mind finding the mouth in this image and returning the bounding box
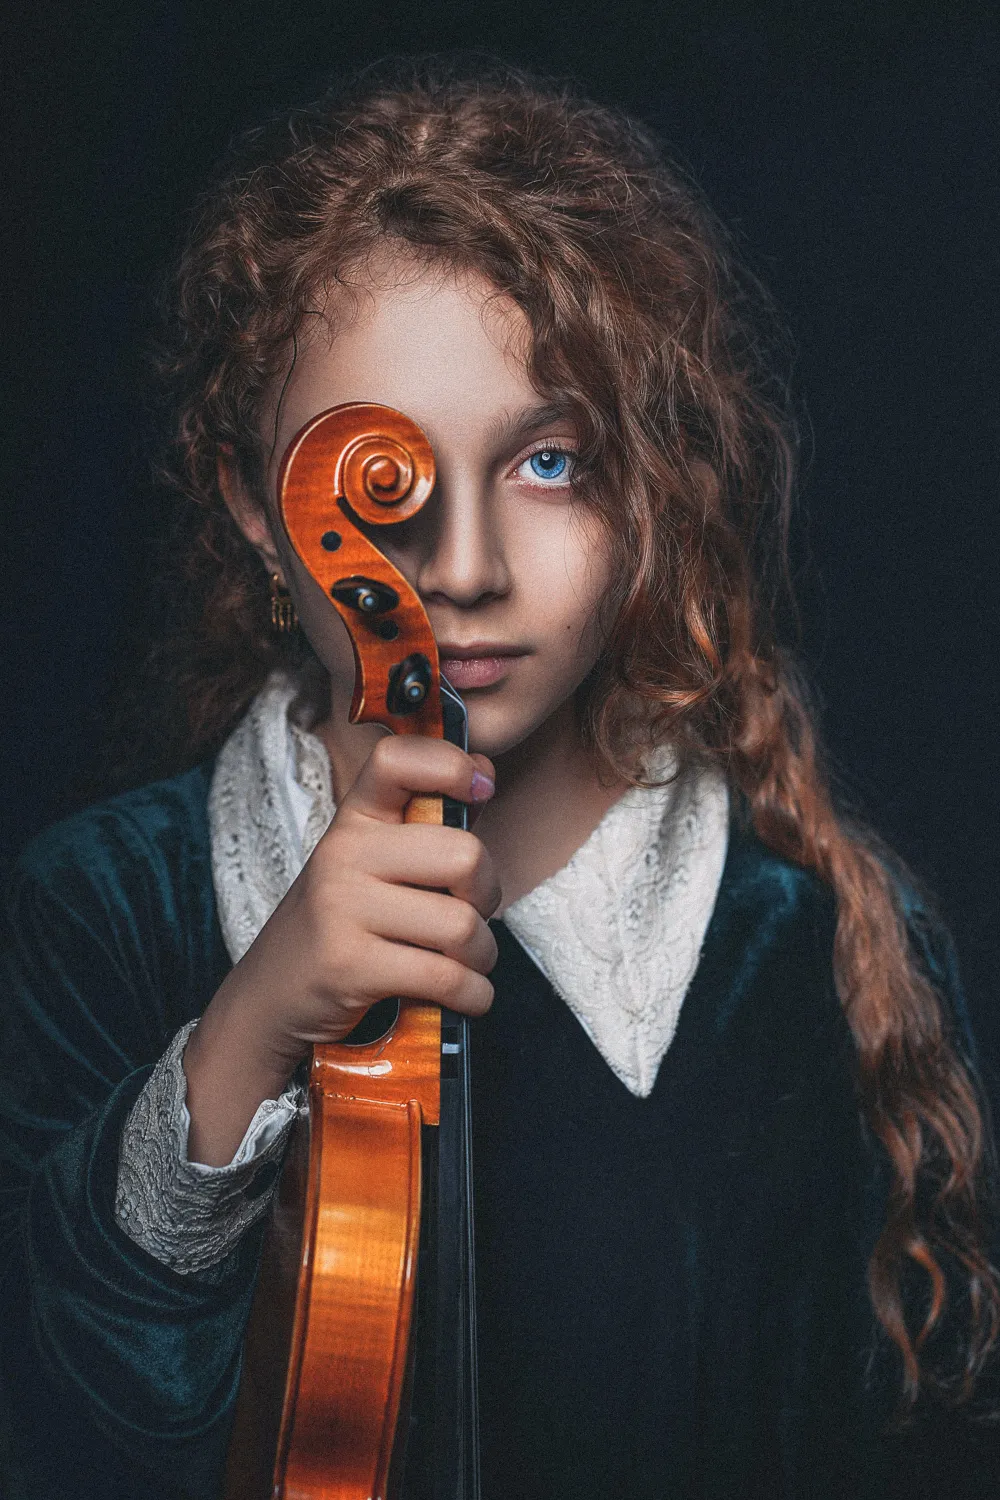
[437,643,528,691]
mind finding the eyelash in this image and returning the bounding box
[512,441,578,488]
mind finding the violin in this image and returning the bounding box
[224,404,480,1500]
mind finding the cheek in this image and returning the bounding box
[463,519,612,759]
[525,509,612,659]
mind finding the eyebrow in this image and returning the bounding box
[484,400,577,455]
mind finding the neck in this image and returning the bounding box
[311,678,388,807]
[475,698,628,910]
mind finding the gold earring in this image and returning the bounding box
[270,573,298,633]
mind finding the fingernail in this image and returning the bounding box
[470,770,495,803]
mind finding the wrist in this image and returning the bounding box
[182,982,303,1166]
[196,967,308,1092]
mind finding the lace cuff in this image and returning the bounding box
[114,1020,304,1275]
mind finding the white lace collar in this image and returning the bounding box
[208,671,729,1098]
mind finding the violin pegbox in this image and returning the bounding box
[278,402,443,738]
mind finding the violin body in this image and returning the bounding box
[225,405,478,1500]
[274,1009,440,1499]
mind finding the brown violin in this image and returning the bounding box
[225,404,480,1500]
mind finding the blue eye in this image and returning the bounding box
[524,448,573,483]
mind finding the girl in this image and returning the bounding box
[2,58,997,1500]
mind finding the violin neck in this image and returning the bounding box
[433,674,481,1499]
[428,1012,479,1498]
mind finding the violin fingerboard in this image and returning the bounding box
[431,677,481,1500]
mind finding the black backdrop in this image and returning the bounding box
[3,1,998,1070]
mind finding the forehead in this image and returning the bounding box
[267,254,539,475]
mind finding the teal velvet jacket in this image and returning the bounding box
[0,765,996,1498]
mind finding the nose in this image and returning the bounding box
[413,464,511,608]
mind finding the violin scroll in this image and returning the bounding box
[278,402,442,736]
[338,426,434,524]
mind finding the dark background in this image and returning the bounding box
[3,1,998,1067]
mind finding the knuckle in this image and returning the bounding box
[450,742,474,775]
[449,904,480,948]
[338,990,369,1020]
[431,739,466,784]
[316,817,353,864]
[312,863,356,914]
[436,960,468,1007]
[330,929,364,981]
[452,830,484,880]
[369,735,398,775]
[329,821,381,875]
[467,949,495,979]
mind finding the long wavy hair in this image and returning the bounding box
[139,57,997,1407]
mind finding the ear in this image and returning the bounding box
[217,445,285,577]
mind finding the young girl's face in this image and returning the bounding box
[241,253,613,761]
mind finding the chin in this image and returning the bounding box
[464,694,572,763]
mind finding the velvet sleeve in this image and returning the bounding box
[0,770,255,1500]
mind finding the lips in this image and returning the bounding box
[438,645,527,691]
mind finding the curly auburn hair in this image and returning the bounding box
[144,56,996,1406]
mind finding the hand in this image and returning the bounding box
[183,736,499,1163]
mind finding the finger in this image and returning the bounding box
[360,937,495,1018]
[361,883,498,975]
[364,826,502,917]
[341,736,495,826]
